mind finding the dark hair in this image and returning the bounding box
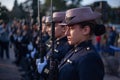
[78,20,96,35]
[46,22,51,26]
[94,24,106,36]
[78,20,106,36]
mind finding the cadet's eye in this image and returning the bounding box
[69,26,74,30]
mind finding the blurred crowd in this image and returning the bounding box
[0,14,120,80]
[95,25,120,56]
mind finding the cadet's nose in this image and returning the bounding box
[65,27,70,36]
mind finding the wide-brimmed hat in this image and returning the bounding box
[45,12,65,23]
[45,12,65,26]
[53,12,65,22]
[65,7,101,25]
[45,16,52,26]
[45,16,51,23]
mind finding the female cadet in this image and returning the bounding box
[58,7,105,80]
[36,12,72,78]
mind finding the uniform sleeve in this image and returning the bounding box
[78,55,104,80]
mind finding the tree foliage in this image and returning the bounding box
[32,0,38,20]
[43,0,82,12]
[44,0,67,11]
[0,5,9,23]
[66,0,82,9]
[1,0,119,24]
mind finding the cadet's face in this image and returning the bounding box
[66,24,84,45]
[55,23,65,38]
[46,25,51,36]
[46,23,66,38]
[42,23,46,33]
[23,25,28,31]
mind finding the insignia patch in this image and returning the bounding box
[47,55,49,59]
[54,49,59,53]
[46,44,51,47]
[57,42,59,45]
[65,16,75,23]
[67,59,72,64]
[44,68,49,74]
[86,47,90,51]
[74,49,77,52]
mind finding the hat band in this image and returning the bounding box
[65,16,75,23]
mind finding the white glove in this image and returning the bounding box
[36,57,47,65]
[36,58,41,65]
[27,42,33,51]
[13,35,17,40]
[18,36,23,42]
[37,57,47,74]
[26,53,30,58]
[30,48,36,58]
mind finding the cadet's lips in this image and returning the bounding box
[67,38,71,41]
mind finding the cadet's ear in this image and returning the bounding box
[82,26,90,35]
[62,26,67,33]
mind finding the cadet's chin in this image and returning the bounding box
[48,34,51,36]
[68,41,73,45]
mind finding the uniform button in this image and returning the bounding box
[47,56,49,59]
[47,44,51,47]
[86,47,90,51]
[67,59,72,64]
[54,49,59,53]
[57,42,59,45]
[74,49,77,52]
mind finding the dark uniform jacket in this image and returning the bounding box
[46,36,72,62]
[41,36,72,77]
[58,40,104,80]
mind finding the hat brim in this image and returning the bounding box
[58,23,67,26]
[66,12,101,26]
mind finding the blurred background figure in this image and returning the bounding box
[95,35,102,53]
[0,21,10,59]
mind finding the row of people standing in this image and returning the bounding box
[95,25,119,56]
[9,7,105,80]
[9,13,71,80]
[36,7,105,80]
[9,19,49,80]
[0,21,10,59]
[36,12,73,80]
